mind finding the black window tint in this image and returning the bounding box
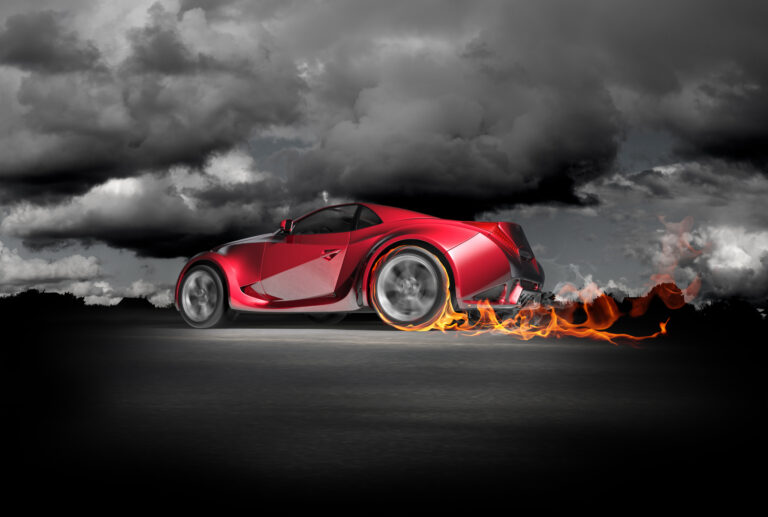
[356,206,382,230]
[292,205,357,235]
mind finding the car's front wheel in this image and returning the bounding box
[370,246,448,330]
[179,264,227,328]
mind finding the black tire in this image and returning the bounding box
[305,312,347,325]
[370,246,448,330]
[179,264,227,329]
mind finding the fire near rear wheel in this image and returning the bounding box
[370,246,448,330]
[179,264,226,328]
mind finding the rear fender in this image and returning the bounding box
[358,230,521,310]
[358,224,478,306]
[447,233,514,303]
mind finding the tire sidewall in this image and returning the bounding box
[179,264,226,329]
[371,246,448,329]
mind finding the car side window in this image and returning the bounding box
[356,206,382,230]
[292,205,358,235]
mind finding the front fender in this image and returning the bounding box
[174,252,234,310]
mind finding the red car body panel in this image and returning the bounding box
[175,202,545,313]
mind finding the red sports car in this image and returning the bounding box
[175,203,544,330]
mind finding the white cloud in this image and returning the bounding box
[651,163,685,176]
[0,240,173,306]
[147,289,173,307]
[126,278,173,307]
[58,278,174,307]
[0,163,271,239]
[66,280,121,306]
[203,148,263,185]
[0,240,101,286]
[696,226,768,272]
[687,225,768,300]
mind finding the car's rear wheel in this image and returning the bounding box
[179,265,226,328]
[370,246,448,330]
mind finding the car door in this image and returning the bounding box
[259,205,357,301]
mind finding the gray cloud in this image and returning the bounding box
[255,0,768,217]
[63,278,173,306]
[692,225,768,301]
[591,163,768,304]
[127,5,197,75]
[0,239,101,288]
[0,2,304,201]
[0,148,338,257]
[0,238,174,306]
[0,10,100,73]
[0,0,766,290]
[485,161,768,303]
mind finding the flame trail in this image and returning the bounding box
[373,216,711,344]
[376,259,670,345]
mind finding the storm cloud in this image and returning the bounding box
[485,161,768,302]
[0,0,767,302]
[0,10,101,73]
[0,1,303,199]
[0,148,339,257]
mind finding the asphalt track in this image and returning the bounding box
[10,312,767,511]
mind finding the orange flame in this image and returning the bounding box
[375,256,670,345]
[629,282,694,317]
[653,215,706,304]
[395,289,667,345]
[372,216,714,344]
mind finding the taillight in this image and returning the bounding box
[491,227,520,255]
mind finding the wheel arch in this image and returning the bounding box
[175,256,230,310]
[360,238,459,309]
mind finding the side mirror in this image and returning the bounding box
[280,218,294,234]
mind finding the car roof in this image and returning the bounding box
[360,203,436,223]
[296,202,437,224]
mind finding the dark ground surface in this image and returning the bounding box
[7,299,768,511]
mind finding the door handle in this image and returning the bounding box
[322,249,341,261]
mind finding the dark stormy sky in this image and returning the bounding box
[1,0,767,306]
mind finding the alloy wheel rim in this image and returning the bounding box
[181,269,219,322]
[376,254,439,322]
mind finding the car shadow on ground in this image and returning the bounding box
[221,311,397,331]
